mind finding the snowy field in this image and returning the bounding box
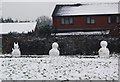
[0,56,118,80]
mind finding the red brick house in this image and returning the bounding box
[52,2,120,35]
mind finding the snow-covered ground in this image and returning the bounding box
[0,56,118,80]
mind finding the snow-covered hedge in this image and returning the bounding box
[2,35,120,55]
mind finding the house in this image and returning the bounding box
[0,22,37,34]
[52,2,120,35]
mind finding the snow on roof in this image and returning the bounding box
[52,2,120,16]
[0,22,36,34]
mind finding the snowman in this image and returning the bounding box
[11,42,21,57]
[49,42,60,56]
[98,41,110,58]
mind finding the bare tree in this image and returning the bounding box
[36,16,52,28]
[35,16,52,36]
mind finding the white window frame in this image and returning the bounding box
[108,16,112,23]
[61,17,73,25]
[87,16,95,24]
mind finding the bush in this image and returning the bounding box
[2,34,120,55]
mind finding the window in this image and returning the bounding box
[108,16,111,23]
[116,16,120,23]
[108,15,120,23]
[61,18,64,24]
[86,16,95,24]
[61,17,73,25]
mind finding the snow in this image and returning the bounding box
[0,22,36,34]
[49,42,60,56]
[55,3,119,16]
[11,42,21,57]
[98,41,110,58]
[51,30,110,35]
[0,56,118,80]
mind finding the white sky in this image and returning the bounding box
[1,0,120,21]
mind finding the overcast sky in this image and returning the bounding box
[1,0,120,21]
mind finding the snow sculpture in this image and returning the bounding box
[49,42,60,56]
[11,42,21,57]
[98,41,110,58]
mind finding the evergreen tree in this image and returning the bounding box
[0,18,4,23]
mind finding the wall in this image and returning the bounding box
[53,15,119,30]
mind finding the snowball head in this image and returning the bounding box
[100,41,108,47]
[14,43,19,49]
[52,42,59,48]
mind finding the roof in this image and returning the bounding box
[52,2,120,16]
[0,22,36,34]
